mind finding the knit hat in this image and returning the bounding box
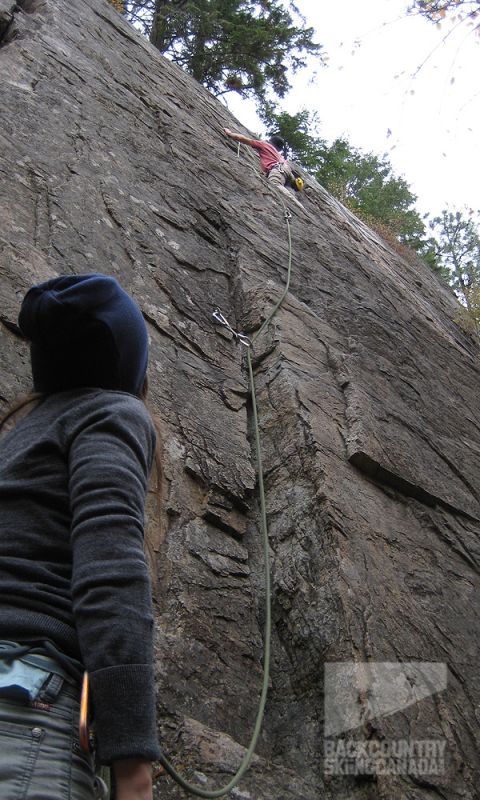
[18,273,148,396]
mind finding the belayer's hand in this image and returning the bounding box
[113,759,153,800]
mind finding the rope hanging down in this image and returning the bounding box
[156,203,294,797]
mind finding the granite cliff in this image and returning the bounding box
[1,1,479,798]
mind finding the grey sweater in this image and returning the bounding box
[0,388,160,763]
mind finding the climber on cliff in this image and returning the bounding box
[223,127,303,208]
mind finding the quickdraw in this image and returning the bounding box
[212,308,252,347]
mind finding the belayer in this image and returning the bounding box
[0,274,160,799]
[223,127,303,206]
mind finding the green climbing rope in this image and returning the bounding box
[157,350,270,798]
[253,204,292,344]
[156,203,294,798]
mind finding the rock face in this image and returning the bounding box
[1,2,479,798]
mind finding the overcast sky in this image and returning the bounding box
[225,0,479,219]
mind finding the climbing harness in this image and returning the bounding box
[154,202,294,797]
[234,135,305,199]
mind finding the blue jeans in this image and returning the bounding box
[0,676,96,799]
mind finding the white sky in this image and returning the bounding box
[225,0,479,219]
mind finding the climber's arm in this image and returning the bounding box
[224,128,255,147]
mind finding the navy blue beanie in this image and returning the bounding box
[18,273,148,397]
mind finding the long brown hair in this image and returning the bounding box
[139,377,165,589]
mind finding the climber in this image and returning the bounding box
[0,274,160,800]
[223,127,303,207]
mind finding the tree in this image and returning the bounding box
[261,104,325,169]
[318,139,443,266]
[409,0,480,25]
[264,105,479,336]
[320,141,420,234]
[122,1,322,106]
[262,107,436,262]
[430,209,480,333]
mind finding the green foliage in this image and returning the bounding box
[316,139,419,238]
[262,107,435,262]
[430,210,480,333]
[264,107,479,339]
[261,104,325,168]
[124,1,322,105]
[455,285,480,336]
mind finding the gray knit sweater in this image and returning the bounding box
[0,388,160,763]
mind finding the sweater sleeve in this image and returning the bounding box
[67,392,159,764]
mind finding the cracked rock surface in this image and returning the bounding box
[0,1,479,798]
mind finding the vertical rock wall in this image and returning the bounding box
[1,1,479,798]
